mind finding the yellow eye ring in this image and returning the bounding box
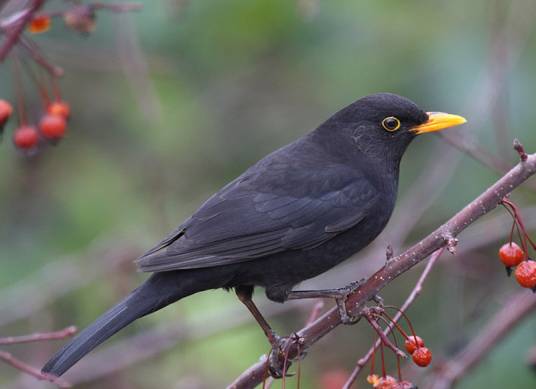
[381,116,401,132]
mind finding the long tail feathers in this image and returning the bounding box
[42,273,193,377]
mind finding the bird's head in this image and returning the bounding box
[316,93,466,167]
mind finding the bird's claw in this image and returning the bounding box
[334,280,363,325]
[267,333,305,378]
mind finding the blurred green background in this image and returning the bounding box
[1,0,535,388]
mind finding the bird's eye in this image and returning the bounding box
[381,116,401,132]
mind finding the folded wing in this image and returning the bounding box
[137,146,379,272]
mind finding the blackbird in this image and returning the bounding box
[42,93,465,376]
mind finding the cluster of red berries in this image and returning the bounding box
[26,3,142,36]
[1,98,70,151]
[0,2,140,154]
[363,306,430,389]
[499,242,536,290]
[499,198,536,292]
[404,335,432,367]
[27,5,96,36]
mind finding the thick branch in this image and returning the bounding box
[425,291,536,389]
[230,152,536,388]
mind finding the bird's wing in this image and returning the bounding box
[137,144,379,272]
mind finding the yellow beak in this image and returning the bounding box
[411,112,467,135]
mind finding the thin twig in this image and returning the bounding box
[305,301,324,325]
[0,351,71,388]
[19,35,64,76]
[363,310,406,359]
[0,326,77,345]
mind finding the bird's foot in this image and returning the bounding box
[267,333,305,378]
[334,280,363,325]
[285,280,364,324]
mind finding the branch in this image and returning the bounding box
[425,291,536,389]
[0,0,46,62]
[440,132,536,193]
[230,150,536,388]
[0,352,71,388]
[0,326,76,345]
[0,326,77,388]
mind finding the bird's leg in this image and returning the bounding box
[235,285,282,349]
[286,280,364,324]
[236,285,293,378]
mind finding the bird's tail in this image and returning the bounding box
[42,270,212,377]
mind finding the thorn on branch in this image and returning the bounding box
[443,233,458,254]
[513,139,528,162]
[385,244,394,262]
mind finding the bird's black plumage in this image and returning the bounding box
[42,93,461,377]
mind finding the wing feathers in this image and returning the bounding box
[137,164,378,272]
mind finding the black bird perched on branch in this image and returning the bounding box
[42,93,465,377]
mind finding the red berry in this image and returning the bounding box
[47,101,70,119]
[404,335,425,354]
[39,114,67,140]
[514,260,536,289]
[0,99,13,123]
[13,126,39,149]
[499,242,525,267]
[412,347,432,367]
[28,14,51,34]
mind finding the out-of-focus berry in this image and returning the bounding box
[28,14,51,34]
[13,126,39,149]
[39,114,67,140]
